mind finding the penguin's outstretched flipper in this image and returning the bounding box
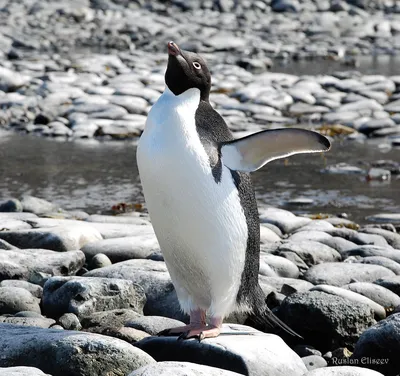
[221,128,331,173]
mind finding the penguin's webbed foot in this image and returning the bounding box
[177,325,221,342]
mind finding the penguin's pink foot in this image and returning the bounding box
[157,309,207,337]
[178,325,221,342]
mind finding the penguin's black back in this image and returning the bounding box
[194,100,264,309]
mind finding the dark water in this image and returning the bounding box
[0,130,399,224]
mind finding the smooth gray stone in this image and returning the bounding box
[0,316,55,328]
[302,355,327,371]
[304,366,384,375]
[360,228,400,249]
[310,285,386,320]
[321,163,364,175]
[125,315,185,336]
[88,252,112,270]
[304,262,395,286]
[0,225,102,252]
[0,199,23,212]
[82,235,159,263]
[0,323,155,376]
[20,195,58,215]
[317,237,358,254]
[374,276,400,295]
[85,214,150,225]
[357,256,400,275]
[130,362,242,376]
[289,103,330,115]
[276,240,341,268]
[84,259,186,321]
[259,275,314,295]
[260,226,281,243]
[278,291,375,353]
[343,282,400,309]
[384,99,400,112]
[359,118,396,135]
[58,313,82,330]
[135,325,307,376]
[0,287,40,314]
[293,221,335,233]
[0,239,17,250]
[348,232,389,247]
[365,213,400,223]
[0,280,43,298]
[0,248,85,281]
[342,245,400,264]
[109,95,148,114]
[42,276,146,319]
[0,219,32,231]
[259,208,311,234]
[0,367,52,376]
[352,313,400,376]
[288,231,332,243]
[259,254,299,278]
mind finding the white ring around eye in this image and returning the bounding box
[193,62,201,69]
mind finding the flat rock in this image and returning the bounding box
[342,245,400,264]
[259,275,314,295]
[304,262,395,286]
[352,313,400,375]
[84,260,186,321]
[0,226,102,252]
[0,287,40,314]
[0,367,52,376]
[360,228,400,249]
[42,276,146,318]
[0,323,155,376]
[135,324,307,376]
[356,256,400,275]
[304,366,384,375]
[82,235,159,263]
[0,248,85,281]
[342,282,400,310]
[278,291,375,352]
[129,362,242,376]
[310,284,386,319]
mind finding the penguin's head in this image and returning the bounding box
[165,41,211,101]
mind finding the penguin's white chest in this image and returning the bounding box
[136,88,248,316]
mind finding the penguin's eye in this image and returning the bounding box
[192,62,201,70]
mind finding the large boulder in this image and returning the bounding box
[135,324,307,376]
[0,324,155,376]
[352,313,400,376]
[278,291,375,352]
[42,276,146,318]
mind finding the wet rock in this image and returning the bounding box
[82,235,159,263]
[0,367,52,376]
[352,313,400,376]
[304,262,395,286]
[84,259,186,321]
[135,324,307,375]
[0,280,43,298]
[125,316,185,336]
[0,248,85,281]
[0,225,102,252]
[366,213,400,223]
[342,282,400,310]
[302,355,327,371]
[310,284,386,319]
[42,276,146,318]
[278,291,375,352]
[0,199,23,212]
[322,163,364,175]
[0,324,155,376]
[129,362,242,376]
[0,287,40,314]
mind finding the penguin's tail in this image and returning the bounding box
[251,304,303,340]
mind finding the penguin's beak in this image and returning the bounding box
[167,41,181,56]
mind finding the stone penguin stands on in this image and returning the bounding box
[137,41,330,341]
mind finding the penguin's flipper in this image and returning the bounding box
[221,128,331,173]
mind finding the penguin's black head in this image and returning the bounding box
[165,41,211,101]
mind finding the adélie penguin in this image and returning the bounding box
[136,41,331,341]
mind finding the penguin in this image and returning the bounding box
[136,41,331,341]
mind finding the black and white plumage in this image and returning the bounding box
[136,41,330,340]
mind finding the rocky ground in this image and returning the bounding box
[1,0,400,146]
[0,195,400,375]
